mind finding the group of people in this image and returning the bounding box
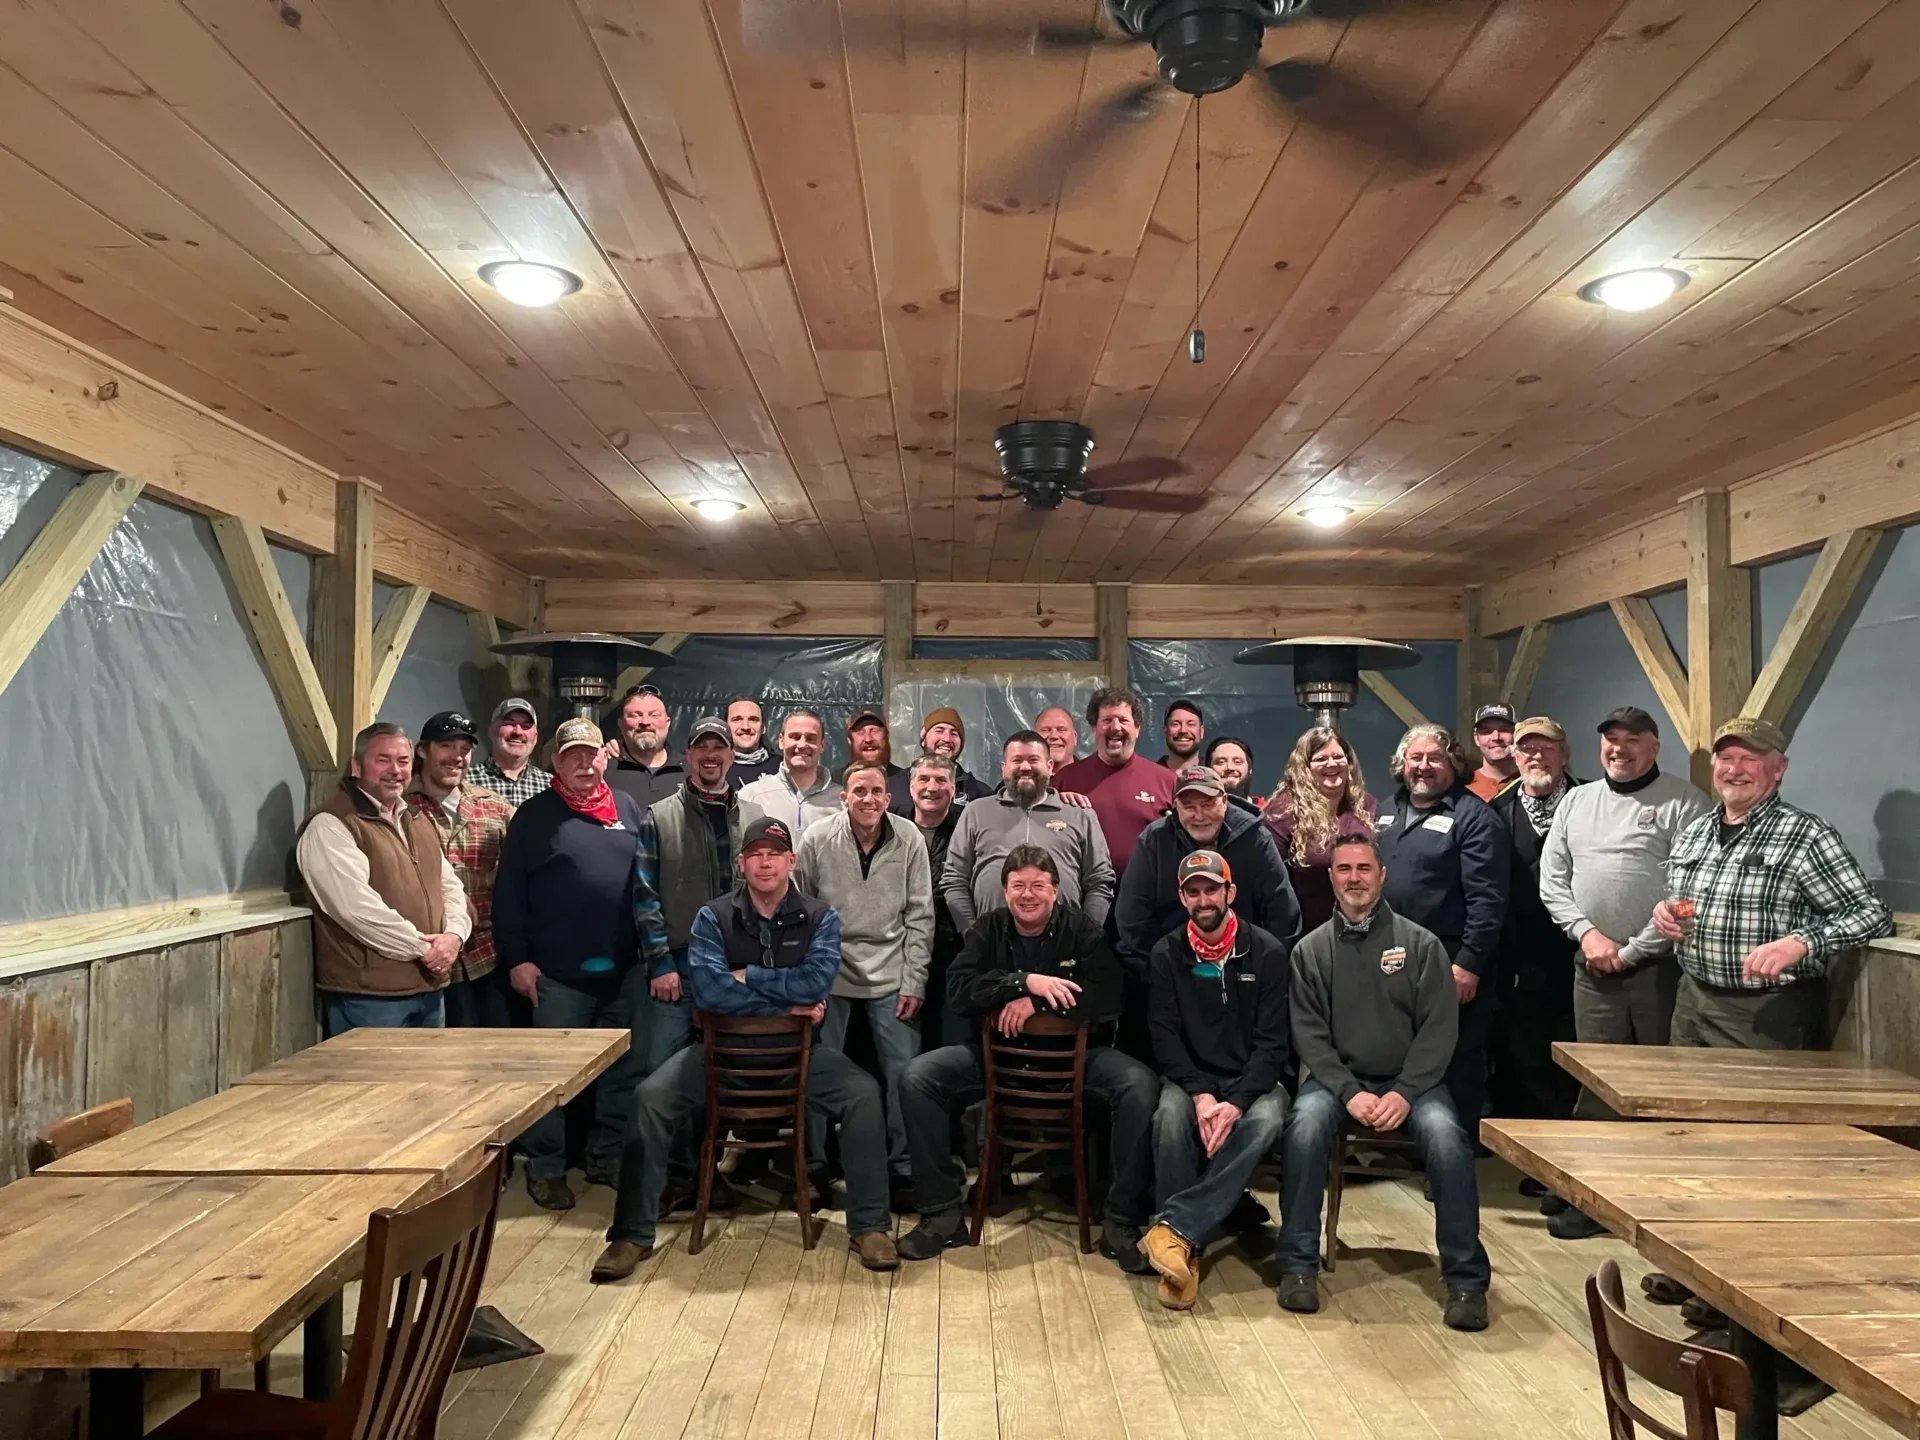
[294,679,1892,1330]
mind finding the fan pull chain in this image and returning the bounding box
[1188,99,1205,363]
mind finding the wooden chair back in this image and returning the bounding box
[28,1098,134,1173]
[1585,1260,1752,1440]
[973,1014,1093,1252]
[690,1009,817,1254]
[328,1145,506,1440]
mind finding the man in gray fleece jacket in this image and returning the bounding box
[794,758,934,1195]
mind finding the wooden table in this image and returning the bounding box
[235,1026,629,1103]
[0,1171,428,1439]
[1553,1041,1920,1125]
[39,1080,554,1183]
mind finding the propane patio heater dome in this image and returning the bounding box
[489,632,680,722]
[1232,635,1420,731]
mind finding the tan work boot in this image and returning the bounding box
[851,1230,901,1271]
[1139,1223,1198,1309]
[590,1240,654,1283]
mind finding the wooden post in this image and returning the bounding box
[1500,621,1553,714]
[1686,490,1752,790]
[212,516,337,773]
[309,478,375,807]
[0,471,143,699]
[1455,584,1498,743]
[1743,528,1882,729]
[616,633,690,697]
[882,581,913,725]
[1360,670,1429,729]
[1609,597,1693,747]
[368,586,431,717]
[519,578,548,710]
[1096,583,1129,692]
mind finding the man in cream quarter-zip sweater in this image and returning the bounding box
[794,758,934,1201]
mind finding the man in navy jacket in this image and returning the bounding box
[593,817,900,1281]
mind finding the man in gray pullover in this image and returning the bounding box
[794,758,934,1199]
[943,730,1115,930]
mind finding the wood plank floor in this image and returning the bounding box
[186,1160,1907,1440]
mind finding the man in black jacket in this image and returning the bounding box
[907,752,969,1048]
[895,845,1159,1268]
[1139,851,1292,1310]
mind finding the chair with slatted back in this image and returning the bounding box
[1586,1259,1752,1440]
[689,1009,818,1256]
[970,1013,1093,1253]
[26,1097,134,1174]
[1323,1123,1423,1272]
[151,1144,507,1440]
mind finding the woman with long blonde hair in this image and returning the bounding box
[1264,727,1378,932]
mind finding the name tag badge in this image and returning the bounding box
[1059,957,1076,969]
[1425,814,1454,835]
[1378,813,1395,828]
[1638,808,1658,827]
[603,820,626,831]
[1236,971,1257,983]
[1045,820,1069,832]
[1380,947,1407,975]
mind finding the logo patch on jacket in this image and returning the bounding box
[1134,791,1157,803]
[1046,820,1069,832]
[1638,808,1658,827]
[1380,946,1406,975]
[1060,957,1076,969]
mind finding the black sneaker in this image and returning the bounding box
[897,1210,969,1261]
[1539,1193,1570,1217]
[1222,1192,1272,1234]
[1101,1224,1155,1275]
[526,1176,575,1212]
[583,1161,620,1190]
[1444,1289,1489,1332]
[1547,1206,1608,1241]
[1518,1177,1549,1199]
[1276,1273,1320,1313]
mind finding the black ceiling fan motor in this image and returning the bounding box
[993,420,1096,506]
[1106,0,1299,96]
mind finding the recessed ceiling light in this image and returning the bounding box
[691,497,748,522]
[478,260,582,308]
[1578,267,1689,313]
[1300,504,1353,528]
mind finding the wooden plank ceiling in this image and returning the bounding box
[2,0,1918,585]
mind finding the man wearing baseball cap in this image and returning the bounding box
[471,697,550,808]
[1159,698,1205,771]
[494,717,647,1212]
[845,710,903,779]
[886,706,994,815]
[1138,850,1293,1310]
[598,814,900,1280]
[406,711,514,1029]
[1466,703,1519,802]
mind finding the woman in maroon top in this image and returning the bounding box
[1263,727,1377,934]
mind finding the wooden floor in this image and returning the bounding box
[162,1160,1901,1440]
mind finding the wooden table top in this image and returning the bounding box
[0,1171,427,1370]
[39,1080,553,1182]
[235,1026,629,1103]
[1552,1041,1920,1125]
[1481,1118,1920,1243]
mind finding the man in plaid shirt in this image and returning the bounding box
[1653,716,1892,1049]
[470,698,551,809]
[408,710,516,1027]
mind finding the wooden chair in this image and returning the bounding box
[1586,1259,1752,1440]
[151,1145,507,1440]
[971,1014,1093,1254]
[689,1009,818,1256]
[26,1097,133,1174]
[1323,1123,1422,1273]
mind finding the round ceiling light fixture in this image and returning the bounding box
[1579,267,1690,313]
[691,497,748,522]
[1300,503,1354,529]
[478,260,583,308]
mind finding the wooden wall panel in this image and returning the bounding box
[275,920,319,1060]
[219,927,281,1089]
[87,941,220,1123]
[0,966,89,1184]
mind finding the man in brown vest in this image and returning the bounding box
[297,721,471,1037]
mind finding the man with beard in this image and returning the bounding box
[1202,736,1258,806]
[1055,687,1176,883]
[406,710,513,1028]
[1466,703,1519,802]
[1376,724,1509,1137]
[605,686,685,810]
[888,707,994,814]
[846,709,903,779]
[1138,851,1292,1310]
[1485,717,1581,1123]
[907,752,969,1047]
[470,697,550,808]
[727,695,777,788]
[738,709,842,839]
[1035,705,1080,766]
[1160,698,1205,770]
[942,731,1114,932]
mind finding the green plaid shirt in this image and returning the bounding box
[1666,793,1892,990]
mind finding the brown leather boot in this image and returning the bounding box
[590,1240,654,1283]
[850,1230,901,1271]
[1140,1223,1198,1309]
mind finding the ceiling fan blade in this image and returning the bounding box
[1071,487,1209,514]
[973,491,1021,502]
[1261,59,1460,168]
[976,80,1169,214]
[1083,455,1187,489]
[742,1,1117,56]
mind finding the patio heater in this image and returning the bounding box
[489,632,680,723]
[1232,635,1420,731]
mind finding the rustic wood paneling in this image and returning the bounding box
[275,920,319,1060]
[86,941,220,1123]
[219,927,281,1089]
[0,966,89,1184]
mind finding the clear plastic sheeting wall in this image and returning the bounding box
[0,445,308,924]
[373,584,491,734]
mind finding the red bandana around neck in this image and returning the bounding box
[553,776,620,826]
[1187,909,1240,964]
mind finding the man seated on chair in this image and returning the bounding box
[895,844,1159,1272]
[1139,850,1293,1310]
[1276,829,1492,1331]
[594,816,900,1282]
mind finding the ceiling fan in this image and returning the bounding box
[973,420,1205,513]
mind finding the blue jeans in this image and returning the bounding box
[900,1042,1158,1229]
[520,971,637,1182]
[1151,1082,1288,1247]
[1276,1079,1491,1292]
[322,990,444,1038]
[606,1042,892,1247]
[814,994,920,1179]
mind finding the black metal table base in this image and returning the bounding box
[1730,1319,1780,1440]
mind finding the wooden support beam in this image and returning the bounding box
[1743,529,1883,730]
[1609,597,1693,749]
[1687,490,1752,789]
[517,578,547,704]
[1500,621,1553,714]
[881,580,913,721]
[211,516,336,772]
[1096,583,1128,691]
[616,633,689,696]
[310,478,375,802]
[1455,586,1498,743]
[1360,670,1429,730]
[0,470,142,699]
[368,585,431,717]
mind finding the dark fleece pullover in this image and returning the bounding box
[1289,901,1456,1104]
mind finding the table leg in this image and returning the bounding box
[303,1292,344,1402]
[1730,1320,1779,1440]
[88,1368,144,1440]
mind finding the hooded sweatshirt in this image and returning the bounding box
[1115,802,1302,975]
[793,810,935,999]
